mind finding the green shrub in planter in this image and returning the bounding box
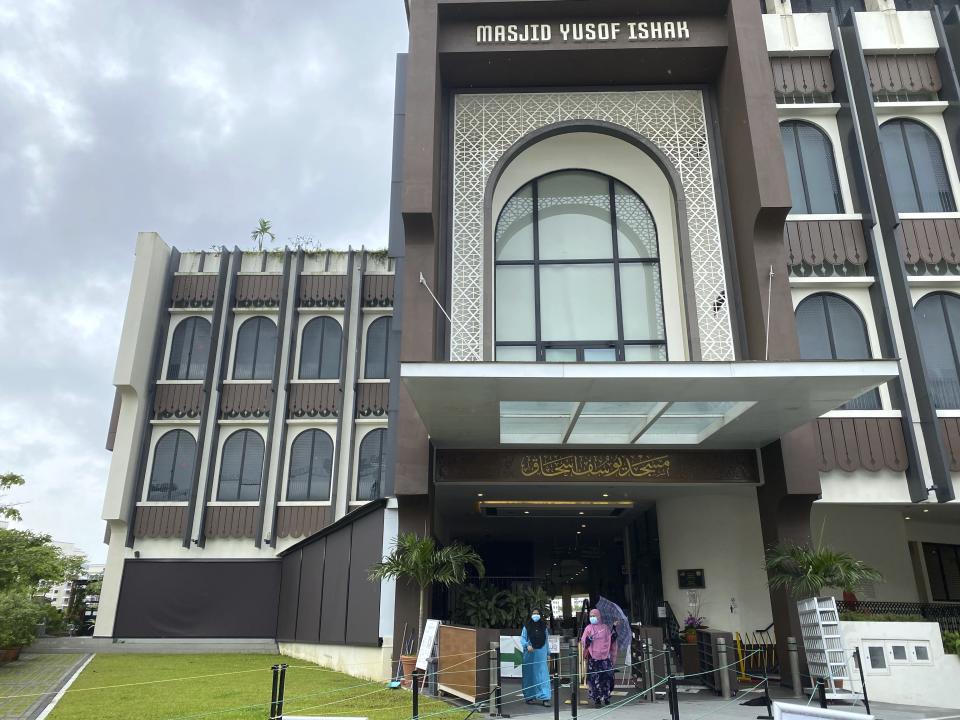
[943,631,960,655]
[0,590,44,649]
[839,611,925,623]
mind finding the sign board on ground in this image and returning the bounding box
[499,635,524,678]
[773,702,872,720]
[548,636,560,654]
[416,619,441,671]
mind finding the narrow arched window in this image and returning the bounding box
[795,293,880,410]
[217,430,265,501]
[287,430,333,501]
[357,428,386,501]
[780,120,843,214]
[880,119,956,213]
[147,430,195,501]
[299,317,342,379]
[365,317,392,379]
[495,170,666,362]
[167,317,211,380]
[234,317,277,380]
[915,293,960,408]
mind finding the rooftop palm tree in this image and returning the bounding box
[765,541,883,598]
[251,218,275,252]
[370,532,484,639]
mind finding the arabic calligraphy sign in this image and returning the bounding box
[436,450,757,484]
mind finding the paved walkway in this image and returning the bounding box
[477,681,960,720]
[0,653,88,720]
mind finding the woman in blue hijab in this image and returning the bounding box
[520,608,550,705]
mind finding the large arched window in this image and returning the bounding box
[357,428,386,501]
[915,293,960,408]
[167,316,211,380]
[780,120,844,214]
[495,170,666,362]
[287,430,333,501]
[299,317,342,379]
[365,317,391,379]
[147,430,195,501]
[233,316,277,380]
[880,119,956,213]
[217,430,265,501]
[795,293,880,410]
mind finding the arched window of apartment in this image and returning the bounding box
[795,293,880,410]
[494,169,665,362]
[287,429,333,502]
[167,316,211,380]
[880,119,956,213]
[233,316,277,380]
[779,120,844,215]
[217,430,264,501]
[147,430,195,501]
[365,316,392,379]
[915,292,960,409]
[357,428,386,501]
[299,316,342,379]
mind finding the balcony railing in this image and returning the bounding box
[299,274,348,307]
[153,383,204,420]
[771,56,834,104]
[896,218,960,276]
[219,382,272,420]
[235,274,282,308]
[784,219,869,277]
[814,417,909,472]
[287,382,340,419]
[356,382,389,418]
[171,274,217,309]
[867,54,941,102]
[362,274,395,307]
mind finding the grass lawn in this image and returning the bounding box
[46,654,450,720]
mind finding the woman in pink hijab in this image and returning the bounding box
[580,609,617,707]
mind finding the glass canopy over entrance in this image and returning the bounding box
[401,360,898,449]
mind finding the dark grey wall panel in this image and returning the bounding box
[114,560,279,638]
[345,510,384,646]
[277,550,302,642]
[296,540,326,643]
[318,528,351,644]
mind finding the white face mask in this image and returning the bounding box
[531,614,541,622]
[590,616,599,625]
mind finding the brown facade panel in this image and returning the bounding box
[362,274,395,307]
[784,219,869,274]
[299,274,348,307]
[815,418,909,473]
[356,382,389,418]
[132,505,188,539]
[204,505,258,539]
[154,383,205,420]
[219,382,273,420]
[939,418,960,472]
[896,218,960,269]
[171,273,218,308]
[770,55,834,99]
[288,382,340,418]
[276,505,333,538]
[866,54,941,96]
[235,273,283,307]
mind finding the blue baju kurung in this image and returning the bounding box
[520,625,551,701]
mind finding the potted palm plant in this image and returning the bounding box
[764,542,882,598]
[370,533,484,686]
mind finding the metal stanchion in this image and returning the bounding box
[817,679,828,709]
[571,640,580,720]
[413,668,421,720]
[853,648,871,715]
[276,664,287,720]
[757,675,773,720]
[552,654,561,720]
[269,664,280,720]
[667,675,679,720]
[646,640,656,703]
[717,638,731,700]
[787,637,802,698]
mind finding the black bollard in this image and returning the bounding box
[571,643,579,720]
[276,664,287,720]
[817,679,828,709]
[494,646,505,718]
[269,664,280,720]
[552,655,561,720]
[668,675,679,720]
[413,668,421,720]
[853,649,871,715]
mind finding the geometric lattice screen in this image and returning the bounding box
[451,91,735,362]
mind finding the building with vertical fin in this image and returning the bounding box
[95,0,960,681]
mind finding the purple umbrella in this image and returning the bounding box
[596,596,630,658]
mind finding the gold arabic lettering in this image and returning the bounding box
[519,453,670,479]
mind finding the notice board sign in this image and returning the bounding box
[416,619,441,670]
[773,702,871,720]
[678,569,705,589]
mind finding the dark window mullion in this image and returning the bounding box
[609,177,626,358]
[940,295,960,409]
[823,297,838,359]
[900,121,925,213]
[532,180,543,360]
[305,430,316,500]
[167,431,180,501]
[183,319,195,380]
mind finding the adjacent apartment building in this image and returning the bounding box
[95,0,960,679]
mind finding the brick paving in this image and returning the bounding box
[0,654,88,720]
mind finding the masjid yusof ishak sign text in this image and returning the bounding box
[475,20,692,45]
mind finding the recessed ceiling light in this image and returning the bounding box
[923,508,930,513]
[576,531,581,534]
[905,516,911,520]
[524,510,530,514]
[477,493,484,497]
[581,524,586,528]
[602,493,609,498]
[579,511,585,515]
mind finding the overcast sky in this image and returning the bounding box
[0,0,408,562]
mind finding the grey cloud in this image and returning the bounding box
[0,0,407,560]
